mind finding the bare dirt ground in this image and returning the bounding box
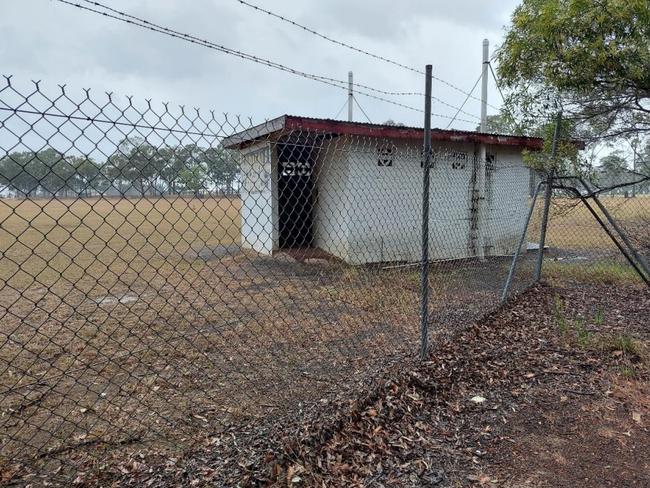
[485,284,650,487]
[261,281,649,488]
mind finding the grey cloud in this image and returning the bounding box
[299,0,514,40]
[1,0,520,129]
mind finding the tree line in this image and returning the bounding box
[0,138,239,198]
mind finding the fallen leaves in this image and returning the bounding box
[6,282,648,486]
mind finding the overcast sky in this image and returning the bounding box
[1,0,520,131]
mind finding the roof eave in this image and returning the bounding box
[221,114,578,152]
[283,116,546,150]
[221,115,287,149]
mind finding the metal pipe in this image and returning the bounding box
[501,180,544,302]
[534,173,553,281]
[348,71,353,122]
[480,39,489,132]
[420,64,433,361]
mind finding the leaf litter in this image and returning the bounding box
[5,281,648,486]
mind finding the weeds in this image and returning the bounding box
[598,334,643,360]
[574,319,594,347]
[618,365,637,379]
[593,308,604,325]
[552,298,643,361]
[553,295,568,335]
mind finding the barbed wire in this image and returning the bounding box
[2,72,648,484]
[233,0,501,112]
[235,0,422,75]
[55,0,480,125]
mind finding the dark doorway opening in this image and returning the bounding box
[277,140,317,248]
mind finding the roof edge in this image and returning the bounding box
[284,116,546,150]
[222,114,582,151]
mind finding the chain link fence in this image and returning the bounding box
[0,76,647,483]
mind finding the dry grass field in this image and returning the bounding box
[529,196,650,284]
[0,196,423,473]
[0,196,242,290]
[531,195,650,252]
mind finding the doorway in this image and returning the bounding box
[277,140,316,248]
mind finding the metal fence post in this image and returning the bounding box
[502,180,544,302]
[420,65,433,360]
[534,111,562,282]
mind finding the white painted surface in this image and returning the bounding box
[319,138,530,264]
[238,136,531,264]
[338,138,478,264]
[313,139,351,260]
[239,142,275,254]
[483,146,531,255]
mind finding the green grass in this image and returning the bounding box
[552,295,644,357]
[599,334,644,359]
[553,295,569,335]
[543,260,640,285]
[574,319,594,348]
[618,365,637,379]
[593,308,605,326]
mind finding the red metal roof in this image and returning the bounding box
[222,115,549,150]
[284,115,546,149]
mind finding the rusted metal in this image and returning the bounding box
[285,116,547,149]
[224,114,553,150]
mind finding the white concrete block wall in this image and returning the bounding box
[484,146,530,256]
[339,139,478,264]
[344,140,423,264]
[312,139,530,265]
[239,142,275,254]
[313,139,351,261]
[427,148,474,261]
[237,135,531,264]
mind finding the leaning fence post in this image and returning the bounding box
[502,180,544,302]
[420,65,433,360]
[534,111,562,282]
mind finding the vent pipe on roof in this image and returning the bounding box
[348,71,354,122]
[480,39,489,132]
